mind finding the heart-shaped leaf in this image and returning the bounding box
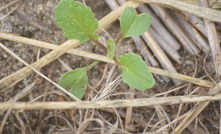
[120,7,151,38]
[59,68,88,100]
[119,53,155,91]
[107,39,115,59]
[55,0,98,43]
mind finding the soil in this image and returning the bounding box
[0,0,220,134]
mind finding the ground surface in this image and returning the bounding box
[0,0,220,134]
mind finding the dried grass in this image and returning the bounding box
[0,0,221,133]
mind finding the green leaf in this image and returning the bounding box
[59,68,88,99]
[107,39,115,59]
[120,7,136,37]
[119,53,155,91]
[69,72,88,100]
[55,0,99,43]
[120,7,151,38]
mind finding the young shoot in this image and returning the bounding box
[55,0,155,100]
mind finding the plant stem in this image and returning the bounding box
[85,60,99,70]
[115,36,122,46]
[89,36,107,53]
[87,33,121,66]
[113,57,120,64]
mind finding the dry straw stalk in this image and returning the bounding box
[0,1,140,91]
[132,0,221,23]
[1,94,221,110]
[0,32,214,88]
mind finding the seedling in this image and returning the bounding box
[55,0,155,100]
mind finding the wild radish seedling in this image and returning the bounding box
[55,0,155,100]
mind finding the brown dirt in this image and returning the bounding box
[0,0,220,134]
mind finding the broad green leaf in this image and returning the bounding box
[55,0,99,43]
[59,68,88,99]
[69,72,88,99]
[120,7,136,37]
[119,53,155,91]
[120,7,151,38]
[107,39,115,59]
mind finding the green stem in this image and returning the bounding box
[85,61,99,70]
[115,36,122,46]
